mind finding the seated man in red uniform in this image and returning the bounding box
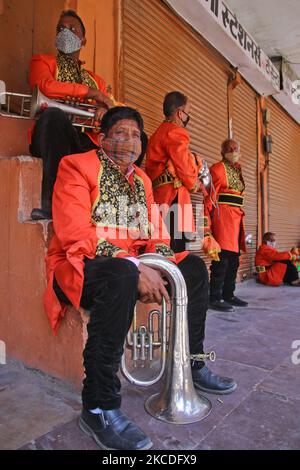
[255,232,300,286]
[44,106,236,451]
[146,91,220,260]
[29,9,114,220]
[204,139,248,312]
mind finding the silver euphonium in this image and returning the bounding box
[0,81,99,130]
[121,253,213,424]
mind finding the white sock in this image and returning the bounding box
[89,407,103,414]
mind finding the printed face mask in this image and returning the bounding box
[224,151,240,164]
[102,138,142,166]
[266,241,276,248]
[55,28,82,54]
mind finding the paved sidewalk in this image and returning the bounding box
[1,280,300,450]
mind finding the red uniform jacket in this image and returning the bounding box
[145,122,201,232]
[44,150,187,334]
[29,54,107,145]
[204,159,246,253]
[255,244,292,286]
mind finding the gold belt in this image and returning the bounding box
[256,266,266,273]
[153,170,182,189]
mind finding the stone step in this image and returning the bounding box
[0,155,162,388]
[0,156,88,387]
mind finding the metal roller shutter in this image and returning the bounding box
[268,99,300,250]
[121,0,229,262]
[232,80,258,280]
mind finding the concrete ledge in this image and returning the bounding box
[0,156,89,387]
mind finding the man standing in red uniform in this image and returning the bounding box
[255,232,300,286]
[146,91,220,259]
[204,139,248,312]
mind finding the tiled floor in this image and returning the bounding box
[1,280,300,450]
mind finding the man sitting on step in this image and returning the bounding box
[44,106,237,451]
[255,232,300,286]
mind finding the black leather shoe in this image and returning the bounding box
[31,208,52,220]
[79,408,153,450]
[224,296,248,307]
[192,365,237,395]
[209,300,235,312]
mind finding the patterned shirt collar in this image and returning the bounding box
[99,149,135,181]
[222,157,241,170]
[56,52,98,89]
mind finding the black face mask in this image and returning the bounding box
[180,109,190,127]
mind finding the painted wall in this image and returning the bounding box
[0,0,66,93]
[0,0,117,96]
[76,0,118,95]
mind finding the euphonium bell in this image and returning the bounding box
[121,253,212,424]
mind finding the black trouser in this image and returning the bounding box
[279,260,299,284]
[210,249,240,301]
[29,108,98,213]
[54,254,208,410]
[167,196,192,253]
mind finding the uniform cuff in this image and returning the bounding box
[125,257,140,268]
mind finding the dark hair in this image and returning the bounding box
[59,10,86,36]
[135,131,148,167]
[163,91,188,117]
[101,106,144,136]
[221,138,239,156]
[263,232,275,242]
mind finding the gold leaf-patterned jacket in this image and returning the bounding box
[44,149,188,333]
[204,158,246,253]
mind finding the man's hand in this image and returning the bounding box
[192,179,201,193]
[94,106,108,123]
[138,264,170,305]
[86,88,114,109]
[203,234,221,261]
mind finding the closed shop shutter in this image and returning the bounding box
[121,0,229,262]
[232,80,258,280]
[268,99,300,250]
